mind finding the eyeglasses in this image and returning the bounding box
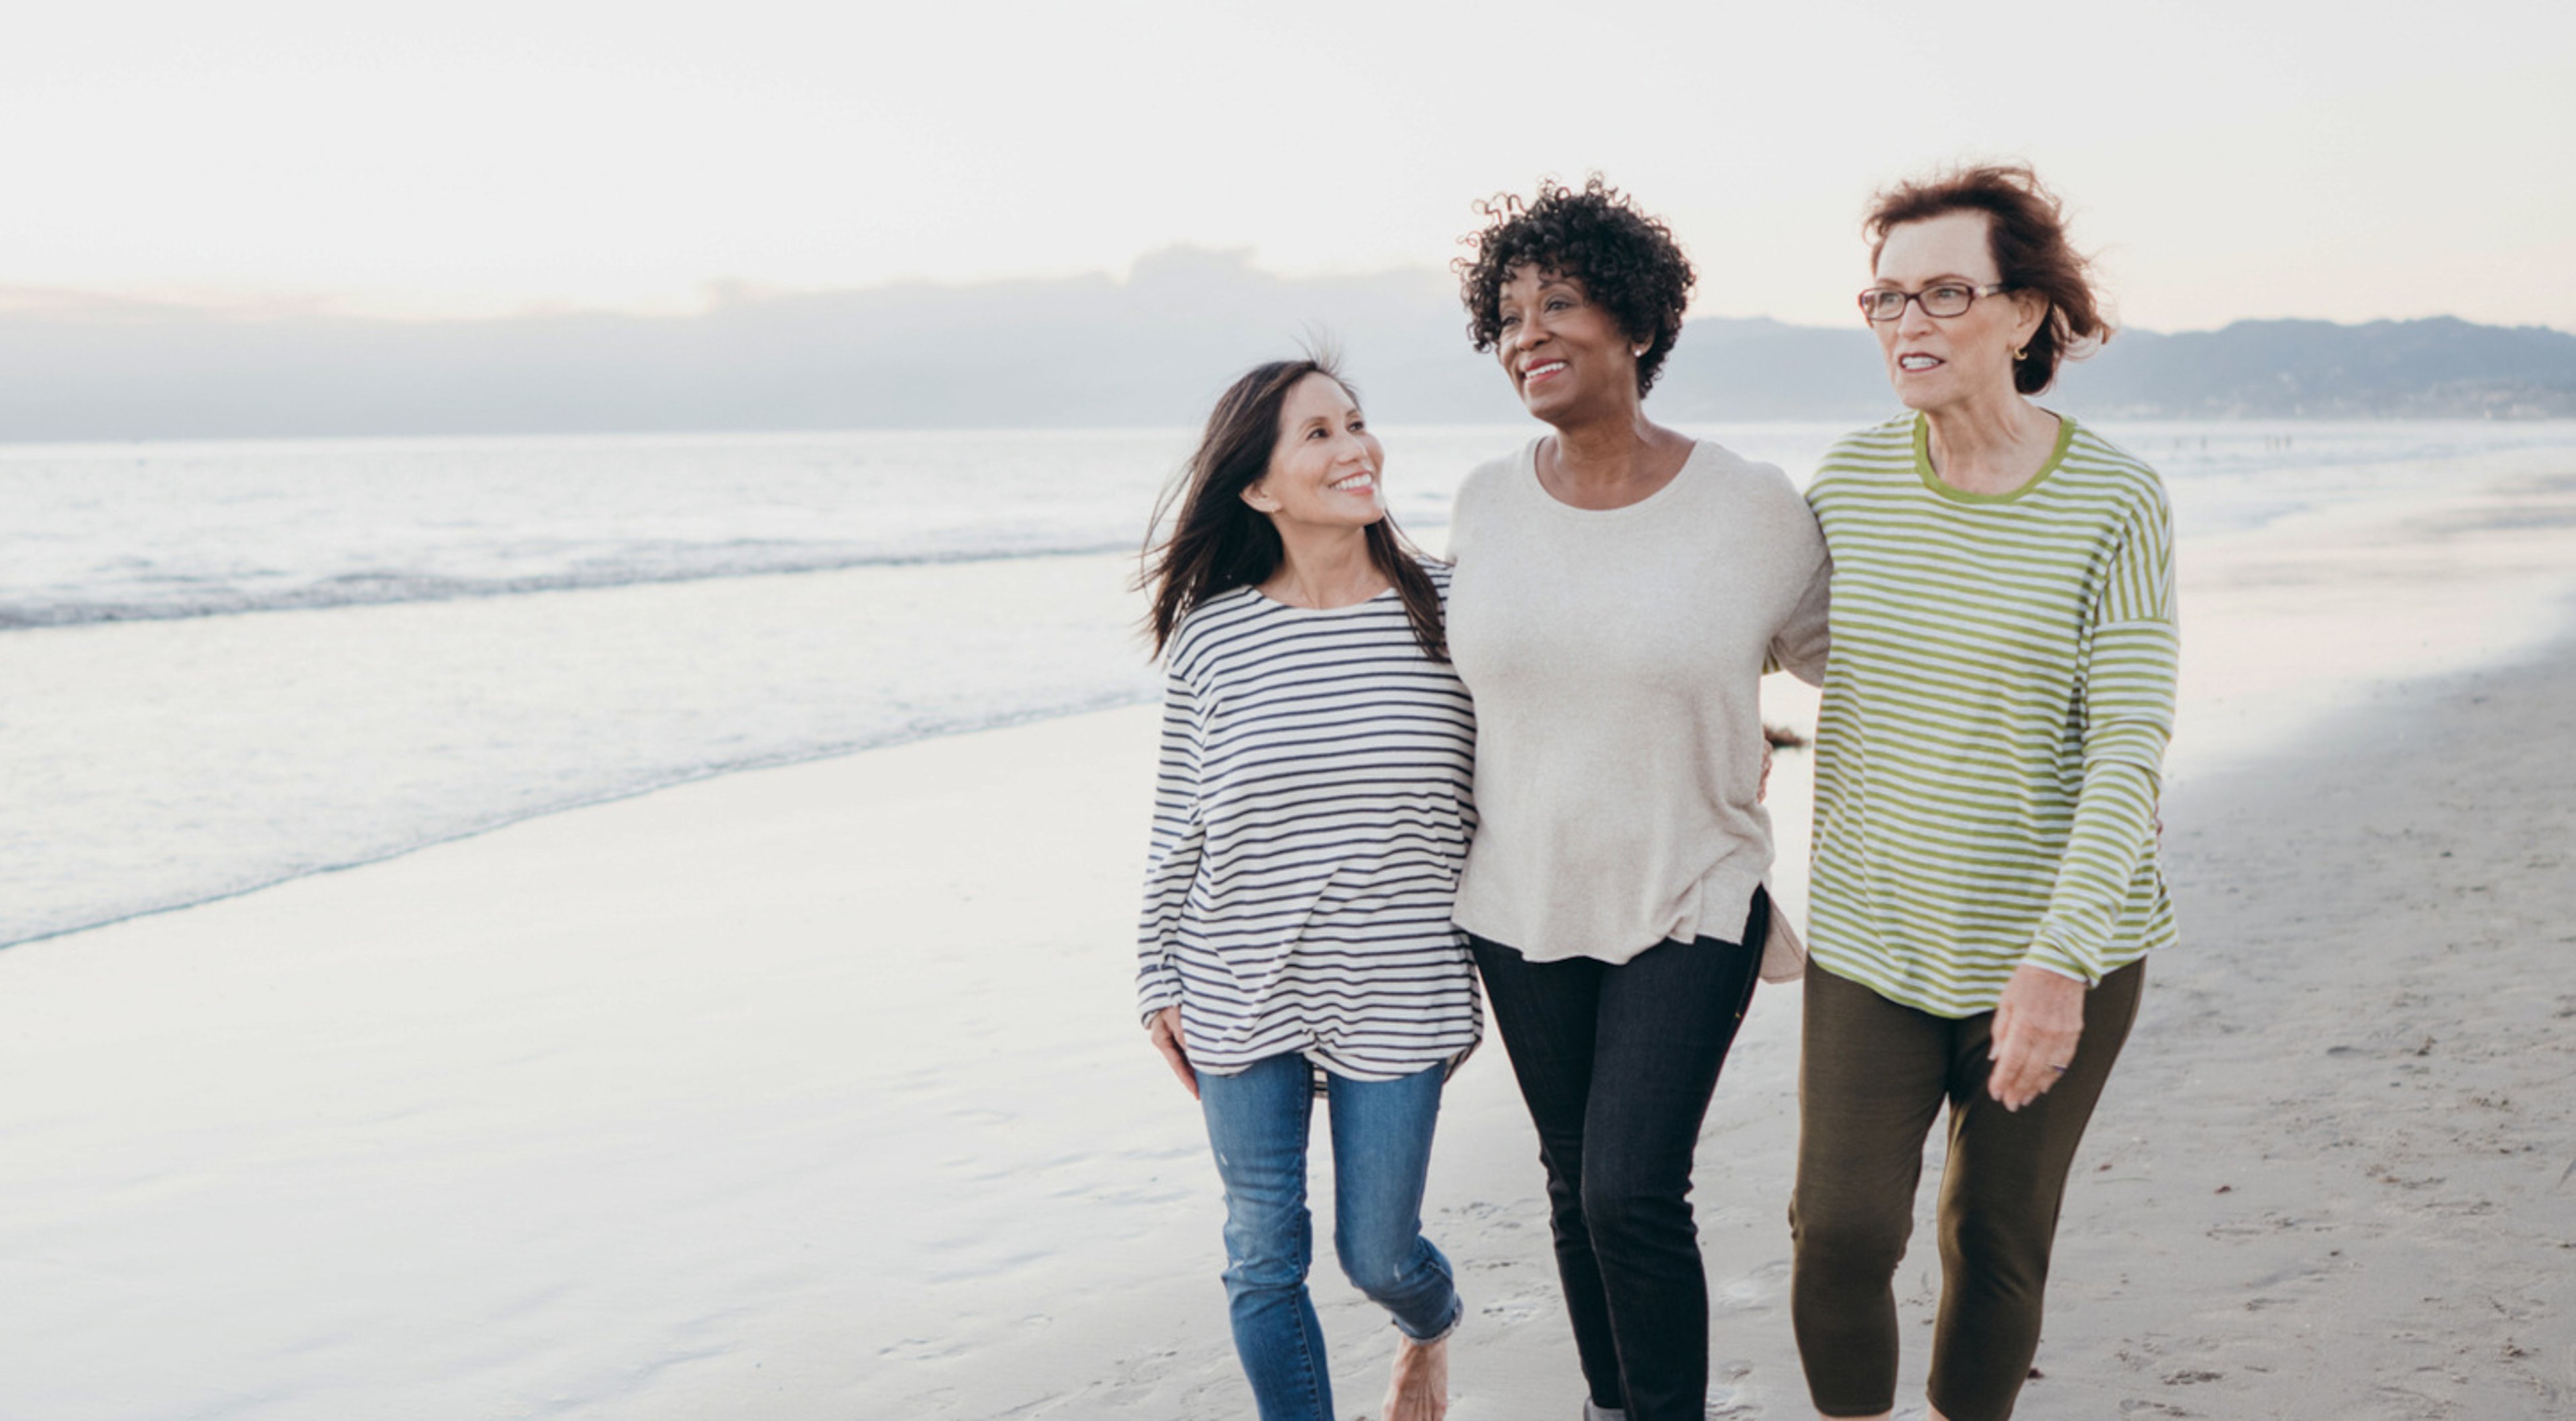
[1857,282,2010,323]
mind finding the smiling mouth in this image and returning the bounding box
[1898,354,1943,372]
[1331,472,1376,492]
[1523,360,1568,384]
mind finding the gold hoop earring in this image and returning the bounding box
[2011,345,2028,362]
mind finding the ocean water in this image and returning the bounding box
[4,417,2574,949]
[10,419,2576,629]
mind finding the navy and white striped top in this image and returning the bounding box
[1134,563,1483,1081]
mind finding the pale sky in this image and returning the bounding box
[5,0,2571,331]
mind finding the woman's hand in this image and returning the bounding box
[1986,965,2086,1110]
[1148,1005,1198,1100]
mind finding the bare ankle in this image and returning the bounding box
[1383,1332,1449,1421]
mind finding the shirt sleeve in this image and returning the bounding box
[1135,664,1205,1023]
[1765,548,1833,684]
[1434,571,1480,843]
[2026,490,2179,983]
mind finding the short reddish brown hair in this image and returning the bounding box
[1864,164,2109,394]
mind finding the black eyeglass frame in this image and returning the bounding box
[1856,282,2012,323]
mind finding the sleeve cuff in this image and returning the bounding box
[1137,976,1182,1027]
[2023,933,2101,986]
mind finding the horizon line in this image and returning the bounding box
[3,264,2569,344]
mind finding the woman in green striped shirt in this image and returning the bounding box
[1789,165,2176,1421]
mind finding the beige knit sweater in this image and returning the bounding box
[1446,438,1830,965]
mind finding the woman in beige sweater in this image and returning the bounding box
[1445,178,1830,1421]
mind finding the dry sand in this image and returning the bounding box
[2030,639,2576,1418]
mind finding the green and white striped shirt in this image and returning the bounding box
[1805,412,2178,1018]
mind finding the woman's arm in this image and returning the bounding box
[1989,494,2176,1106]
[2023,494,2178,985]
[1135,666,1204,1026]
[1766,549,1833,685]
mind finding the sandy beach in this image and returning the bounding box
[2030,617,2576,1418]
[3,462,2575,1420]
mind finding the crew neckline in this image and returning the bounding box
[1246,581,1401,615]
[1523,437,1709,517]
[1912,411,2076,505]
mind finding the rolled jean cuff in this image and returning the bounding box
[1395,1292,1463,1345]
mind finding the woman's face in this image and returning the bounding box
[1869,210,2046,415]
[1241,372,1387,532]
[1495,264,1638,426]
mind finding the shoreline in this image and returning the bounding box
[0,680,1155,955]
[8,449,2569,954]
[0,547,1159,949]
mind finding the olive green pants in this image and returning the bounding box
[1789,958,2143,1420]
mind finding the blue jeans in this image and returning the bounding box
[1197,1054,1462,1421]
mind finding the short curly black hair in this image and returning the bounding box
[1455,176,1696,397]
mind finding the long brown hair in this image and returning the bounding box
[1140,355,1446,660]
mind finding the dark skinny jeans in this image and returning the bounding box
[1468,891,1767,1421]
[1790,957,2144,1421]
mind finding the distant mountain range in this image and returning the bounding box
[1,249,2570,440]
[1654,313,2576,421]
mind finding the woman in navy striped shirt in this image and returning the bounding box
[1136,355,1481,1421]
